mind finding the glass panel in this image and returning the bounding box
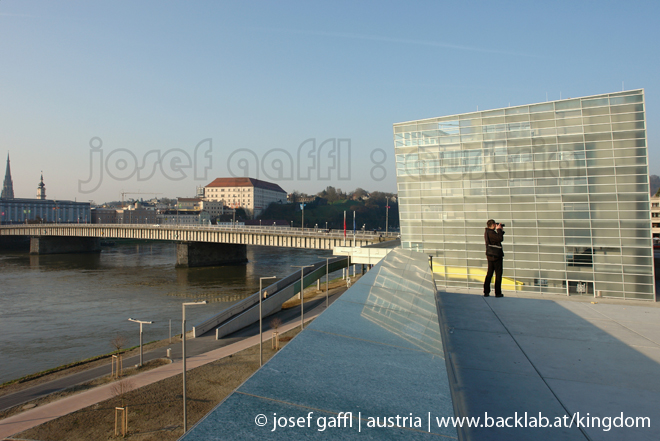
[610,103,644,114]
[585,133,612,142]
[530,111,555,121]
[480,109,505,117]
[506,114,530,123]
[556,117,583,127]
[583,115,610,125]
[584,124,612,133]
[609,94,643,105]
[529,103,554,113]
[482,116,505,125]
[587,158,614,168]
[615,157,647,167]
[582,106,611,116]
[610,112,644,123]
[582,97,609,108]
[555,99,581,110]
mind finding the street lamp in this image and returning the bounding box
[385,196,390,234]
[182,301,207,433]
[127,318,153,367]
[259,276,277,366]
[317,255,333,308]
[291,265,314,330]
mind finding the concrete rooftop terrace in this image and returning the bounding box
[181,248,660,440]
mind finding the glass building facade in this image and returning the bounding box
[394,90,655,300]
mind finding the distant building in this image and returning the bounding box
[176,197,201,210]
[116,208,157,224]
[175,197,234,220]
[287,193,316,204]
[203,177,287,217]
[199,200,234,219]
[651,196,660,239]
[157,210,210,225]
[91,208,117,224]
[91,203,158,224]
[1,198,91,223]
[0,158,90,223]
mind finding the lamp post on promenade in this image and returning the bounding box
[127,318,153,367]
[259,276,277,366]
[292,265,314,330]
[317,255,333,308]
[182,301,207,433]
[385,197,390,234]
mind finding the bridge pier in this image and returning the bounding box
[30,236,101,255]
[176,242,248,268]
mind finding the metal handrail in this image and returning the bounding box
[0,223,399,238]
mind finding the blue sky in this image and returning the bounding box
[0,0,658,203]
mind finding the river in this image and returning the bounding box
[0,242,331,384]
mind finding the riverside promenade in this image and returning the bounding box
[0,287,346,440]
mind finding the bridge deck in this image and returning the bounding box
[0,224,397,250]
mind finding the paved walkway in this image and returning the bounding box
[438,291,660,440]
[0,287,345,440]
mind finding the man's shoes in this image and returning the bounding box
[483,293,490,297]
[495,294,504,297]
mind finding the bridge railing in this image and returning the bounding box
[0,223,399,238]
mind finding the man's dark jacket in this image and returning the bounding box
[484,228,505,262]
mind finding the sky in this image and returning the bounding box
[0,0,659,203]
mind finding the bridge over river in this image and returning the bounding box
[0,224,397,267]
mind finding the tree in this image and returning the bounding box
[235,208,248,219]
[351,188,369,200]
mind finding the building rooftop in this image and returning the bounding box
[180,247,660,440]
[205,177,286,194]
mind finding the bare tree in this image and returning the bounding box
[112,379,135,437]
[110,335,128,378]
[270,317,282,332]
[111,379,135,408]
[110,335,127,353]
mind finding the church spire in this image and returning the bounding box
[1,153,14,200]
[37,171,46,200]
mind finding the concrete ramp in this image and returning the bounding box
[193,256,348,338]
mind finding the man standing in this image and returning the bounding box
[484,219,505,297]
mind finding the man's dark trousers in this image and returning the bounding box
[484,258,503,296]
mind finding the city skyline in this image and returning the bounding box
[1,1,659,202]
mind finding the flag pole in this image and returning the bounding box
[343,211,346,246]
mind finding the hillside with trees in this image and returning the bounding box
[259,186,398,231]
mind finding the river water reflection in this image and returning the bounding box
[0,242,329,383]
